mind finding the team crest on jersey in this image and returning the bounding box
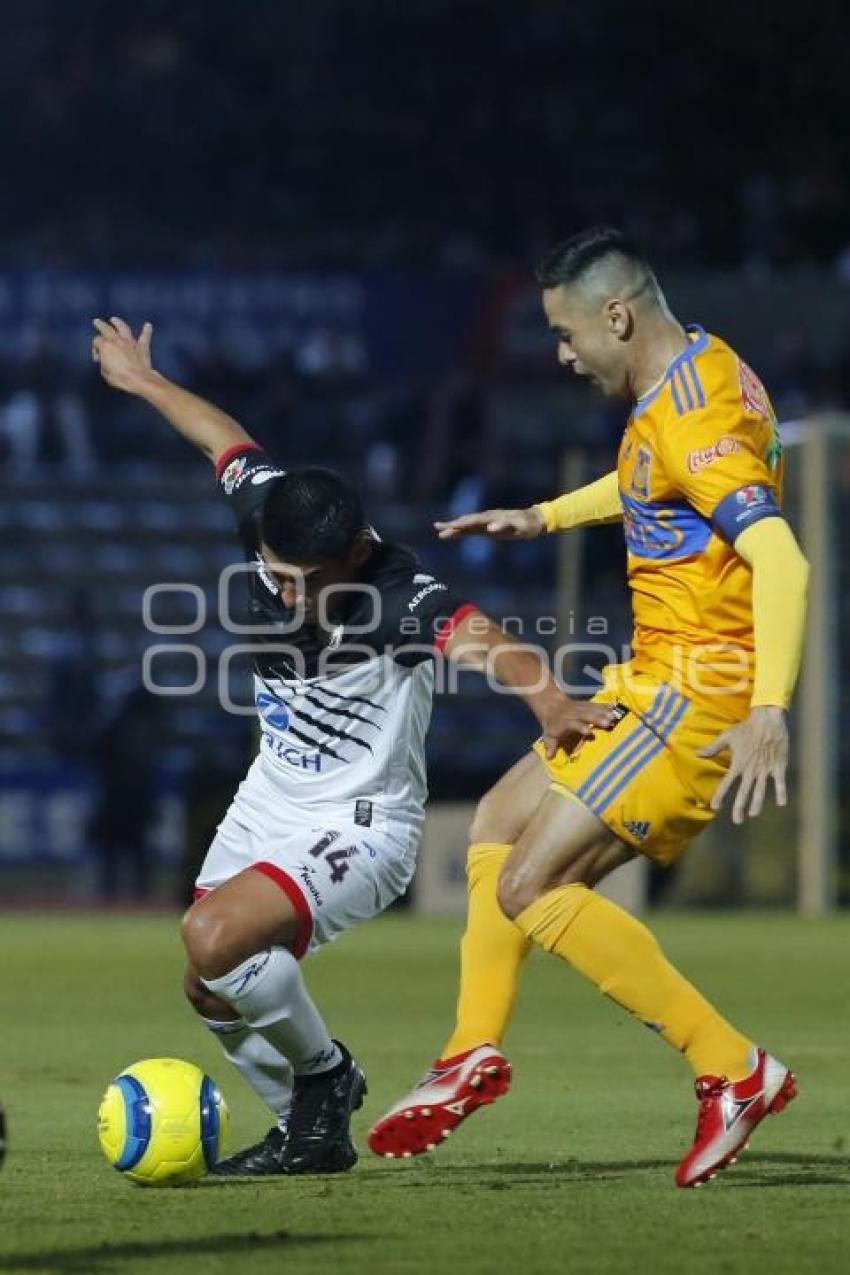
[630,446,652,499]
[738,360,771,418]
[221,456,247,495]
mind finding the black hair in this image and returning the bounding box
[535,225,650,289]
[259,466,366,561]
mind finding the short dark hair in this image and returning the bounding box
[535,225,648,288]
[259,466,365,561]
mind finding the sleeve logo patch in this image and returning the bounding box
[221,456,247,495]
[687,436,741,473]
[738,360,771,418]
[251,468,286,486]
[735,485,770,519]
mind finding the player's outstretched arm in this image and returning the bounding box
[699,517,809,823]
[435,471,622,540]
[440,607,617,755]
[435,506,546,540]
[92,317,254,465]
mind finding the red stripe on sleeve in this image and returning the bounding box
[250,861,314,960]
[214,441,262,479]
[434,602,478,653]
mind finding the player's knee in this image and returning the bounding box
[181,904,238,981]
[496,864,537,921]
[182,965,233,1019]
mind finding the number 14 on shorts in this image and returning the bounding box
[308,831,355,884]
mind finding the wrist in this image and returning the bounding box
[134,368,170,401]
[749,703,787,720]
[528,683,567,723]
[531,503,551,535]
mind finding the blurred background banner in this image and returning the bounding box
[1,0,848,909]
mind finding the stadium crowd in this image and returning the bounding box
[0,0,848,274]
[1,0,849,896]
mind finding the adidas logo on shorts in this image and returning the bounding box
[624,820,651,841]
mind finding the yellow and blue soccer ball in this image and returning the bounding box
[97,1058,229,1186]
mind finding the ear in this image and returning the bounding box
[606,299,633,341]
[349,529,374,569]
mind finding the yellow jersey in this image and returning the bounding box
[618,325,783,716]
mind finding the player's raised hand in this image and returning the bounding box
[539,697,621,759]
[91,317,156,393]
[698,706,788,825]
[435,507,546,540]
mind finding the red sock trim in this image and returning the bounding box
[250,861,314,960]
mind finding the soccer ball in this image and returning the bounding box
[97,1058,229,1186]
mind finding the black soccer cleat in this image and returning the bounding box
[210,1124,290,1177]
[280,1040,367,1175]
[212,1122,359,1177]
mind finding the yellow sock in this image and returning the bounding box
[441,843,532,1059]
[516,883,753,1080]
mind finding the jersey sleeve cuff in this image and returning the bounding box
[711,484,781,543]
[535,501,557,533]
[434,603,478,653]
[750,694,790,710]
[214,441,262,479]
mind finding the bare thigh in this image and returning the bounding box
[470,751,553,845]
[498,789,634,919]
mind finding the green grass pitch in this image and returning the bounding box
[0,911,847,1274]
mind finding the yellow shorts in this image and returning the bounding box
[534,664,733,866]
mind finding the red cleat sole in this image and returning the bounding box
[368,1059,512,1159]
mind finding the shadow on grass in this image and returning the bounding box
[0,1230,367,1273]
[718,1150,850,1188]
[364,1150,850,1188]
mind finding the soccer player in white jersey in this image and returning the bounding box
[92,317,615,1176]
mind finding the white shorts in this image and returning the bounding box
[195,758,420,958]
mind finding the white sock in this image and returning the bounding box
[202,948,342,1077]
[201,1016,293,1129]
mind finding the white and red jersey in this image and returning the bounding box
[215,443,472,830]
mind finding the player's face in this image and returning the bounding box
[260,538,370,623]
[542,285,630,398]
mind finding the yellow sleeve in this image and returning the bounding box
[735,518,809,709]
[536,471,622,533]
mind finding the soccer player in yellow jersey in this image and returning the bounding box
[369,227,809,1188]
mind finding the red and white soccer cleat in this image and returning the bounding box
[368,1045,512,1159]
[676,1048,798,1188]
